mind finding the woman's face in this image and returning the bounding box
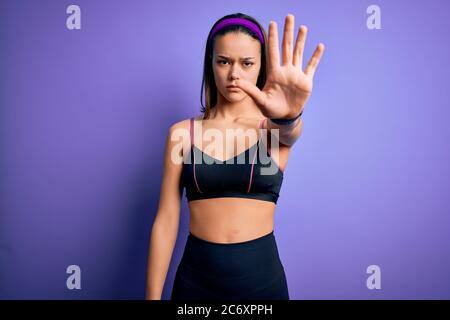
[212,32,262,102]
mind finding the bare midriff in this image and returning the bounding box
[188,197,276,244]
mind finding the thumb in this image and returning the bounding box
[235,78,266,107]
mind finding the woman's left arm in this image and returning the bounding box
[266,116,303,147]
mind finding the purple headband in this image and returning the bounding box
[208,17,265,45]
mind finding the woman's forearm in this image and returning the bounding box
[145,213,179,300]
[267,117,303,146]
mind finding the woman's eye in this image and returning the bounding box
[218,60,253,67]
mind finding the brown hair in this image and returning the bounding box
[200,13,268,119]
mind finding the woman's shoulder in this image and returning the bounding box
[169,114,203,132]
[167,115,204,153]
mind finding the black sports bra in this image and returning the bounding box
[179,117,284,204]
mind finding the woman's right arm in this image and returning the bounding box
[145,120,187,300]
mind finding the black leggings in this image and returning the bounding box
[171,230,289,300]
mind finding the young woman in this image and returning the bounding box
[145,12,324,300]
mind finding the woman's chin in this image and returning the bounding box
[225,91,245,100]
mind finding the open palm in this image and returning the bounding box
[235,14,325,119]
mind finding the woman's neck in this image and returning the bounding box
[211,96,264,121]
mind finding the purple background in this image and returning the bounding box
[1,0,449,299]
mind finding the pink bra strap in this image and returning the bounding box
[262,118,271,156]
[247,118,265,193]
[190,117,203,194]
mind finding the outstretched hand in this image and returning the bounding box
[234,14,325,119]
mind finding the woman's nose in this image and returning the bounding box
[230,67,240,80]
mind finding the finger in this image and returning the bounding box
[267,20,280,71]
[293,25,307,70]
[282,14,295,66]
[234,78,267,108]
[305,43,325,78]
